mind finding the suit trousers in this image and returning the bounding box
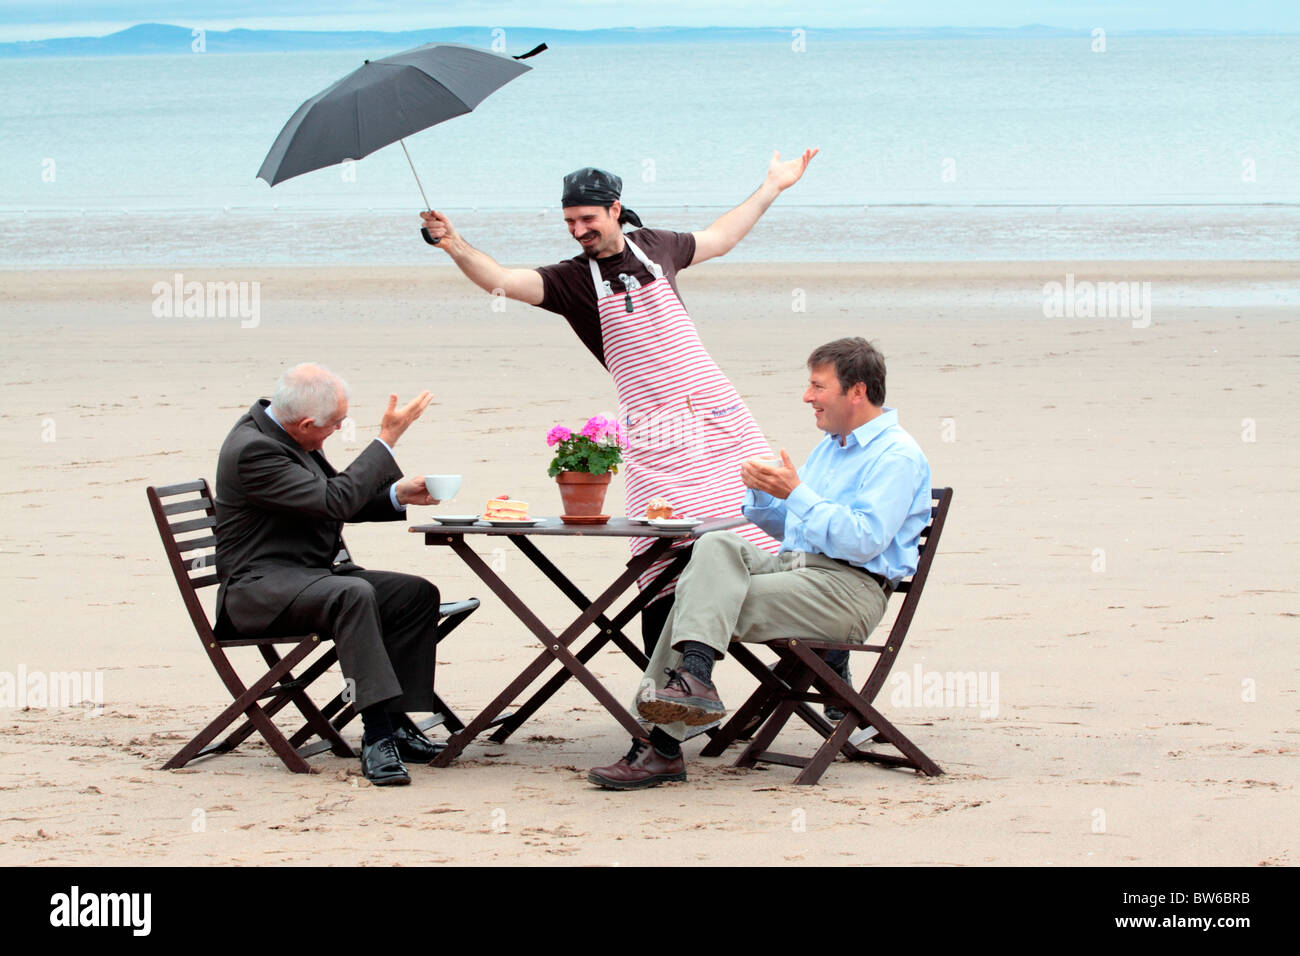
[635,532,888,741]
[262,568,441,713]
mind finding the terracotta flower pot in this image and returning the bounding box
[555,470,612,516]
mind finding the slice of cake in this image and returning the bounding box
[645,497,674,519]
[485,495,529,521]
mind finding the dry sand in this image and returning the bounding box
[0,260,1296,866]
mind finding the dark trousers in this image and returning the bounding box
[642,594,675,659]
[264,568,440,713]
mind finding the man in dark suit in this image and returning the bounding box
[214,362,442,785]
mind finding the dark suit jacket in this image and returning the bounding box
[214,399,405,634]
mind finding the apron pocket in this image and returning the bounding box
[688,381,742,418]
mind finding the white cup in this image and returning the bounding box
[424,474,462,500]
[749,454,782,468]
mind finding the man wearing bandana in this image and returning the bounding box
[418,149,817,665]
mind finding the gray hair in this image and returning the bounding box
[271,363,349,425]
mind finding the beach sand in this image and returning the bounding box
[0,260,1296,866]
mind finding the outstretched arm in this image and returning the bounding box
[420,209,545,305]
[691,148,818,266]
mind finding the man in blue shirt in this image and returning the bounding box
[588,337,932,790]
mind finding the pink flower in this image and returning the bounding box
[582,414,624,442]
[546,425,571,447]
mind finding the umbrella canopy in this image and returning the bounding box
[257,42,533,186]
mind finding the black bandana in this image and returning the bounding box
[561,167,643,228]
[562,167,621,206]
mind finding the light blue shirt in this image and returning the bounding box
[742,408,931,584]
[265,405,404,512]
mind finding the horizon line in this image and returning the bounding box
[5,21,1300,45]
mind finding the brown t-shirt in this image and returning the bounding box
[536,228,697,369]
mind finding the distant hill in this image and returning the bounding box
[0,21,1165,57]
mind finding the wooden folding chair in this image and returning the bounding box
[147,479,478,773]
[700,487,953,785]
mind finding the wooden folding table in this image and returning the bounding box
[409,516,742,767]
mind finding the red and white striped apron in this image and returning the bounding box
[590,237,779,600]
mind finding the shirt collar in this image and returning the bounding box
[263,402,286,433]
[836,407,897,448]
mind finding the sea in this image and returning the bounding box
[1,34,1298,267]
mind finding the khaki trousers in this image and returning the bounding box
[635,532,888,741]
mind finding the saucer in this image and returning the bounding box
[560,514,610,525]
[431,515,480,526]
[648,517,701,531]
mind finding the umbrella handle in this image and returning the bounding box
[402,139,438,244]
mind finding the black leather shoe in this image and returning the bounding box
[393,723,446,763]
[361,736,411,786]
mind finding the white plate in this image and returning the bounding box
[432,515,480,526]
[483,518,544,527]
[648,518,701,531]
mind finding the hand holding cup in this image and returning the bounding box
[395,475,440,507]
[741,449,800,499]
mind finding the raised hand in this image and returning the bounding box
[378,390,432,447]
[764,148,819,193]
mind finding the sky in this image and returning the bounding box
[1,1,1297,42]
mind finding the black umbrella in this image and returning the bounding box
[257,41,544,242]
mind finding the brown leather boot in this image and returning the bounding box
[587,737,686,790]
[637,668,726,726]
